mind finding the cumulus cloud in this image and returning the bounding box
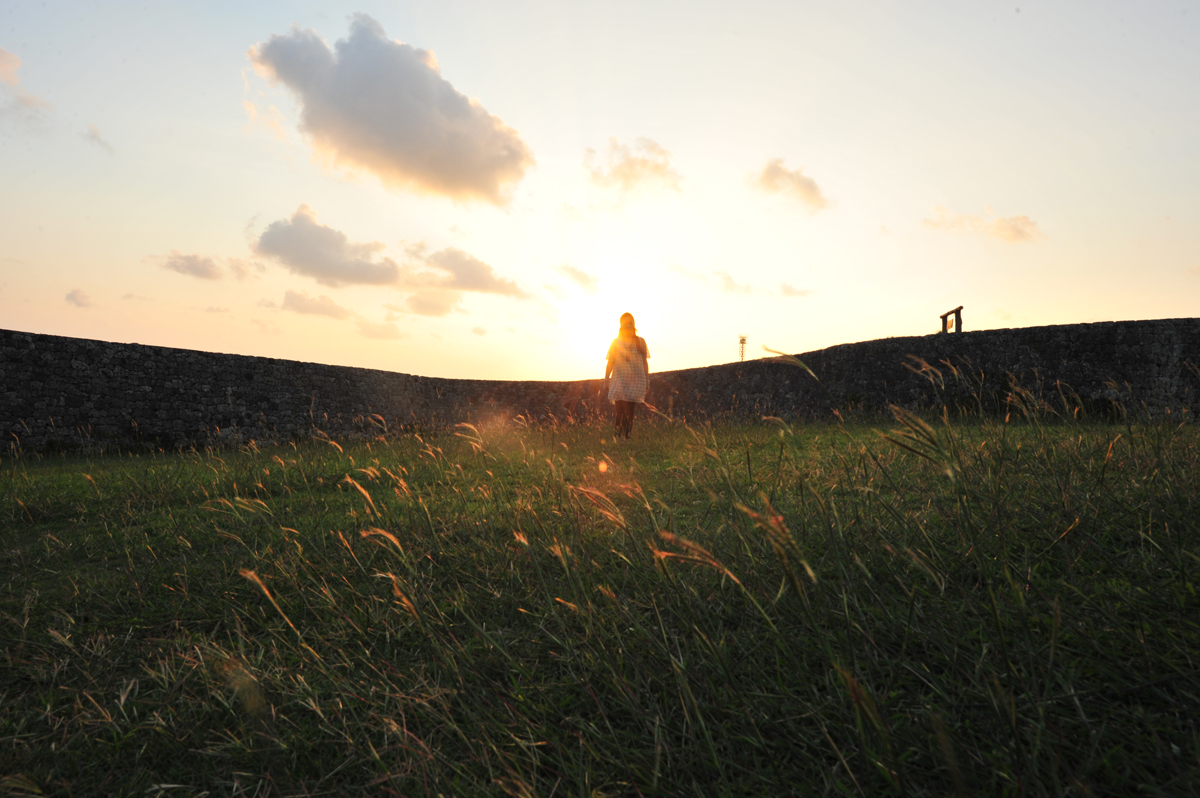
[586,137,681,193]
[162,252,223,280]
[65,289,91,307]
[756,158,827,210]
[0,48,51,125]
[249,14,533,203]
[357,319,404,339]
[555,264,599,294]
[83,123,114,153]
[422,248,526,297]
[281,289,354,319]
[255,204,400,287]
[388,248,528,313]
[256,205,528,317]
[780,283,810,297]
[923,206,1044,242]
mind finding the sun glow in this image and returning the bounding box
[552,256,698,380]
[554,294,620,374]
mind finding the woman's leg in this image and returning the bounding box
[613,401,630,438]
[624,401,638,438]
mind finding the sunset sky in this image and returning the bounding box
[2,1,1197,380]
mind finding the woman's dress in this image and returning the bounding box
[607,336,649,403]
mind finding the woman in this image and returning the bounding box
[604,313,650,440]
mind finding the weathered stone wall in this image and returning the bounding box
[647,318,1200,422]
[3,318,1198,452]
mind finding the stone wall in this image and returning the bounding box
[648,318,1200,423]
[3,318,1198,452]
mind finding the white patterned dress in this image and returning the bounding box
[606,336,649,403]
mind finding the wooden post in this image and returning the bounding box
[939,305,964,333]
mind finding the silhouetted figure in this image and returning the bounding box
[605,313,650,440]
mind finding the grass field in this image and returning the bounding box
[2,401,1199,796]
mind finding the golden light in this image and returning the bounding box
[559,295,616,354]
[548,213,702,376]
[598,461,608,473]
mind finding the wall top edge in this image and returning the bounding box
[4,317,1198,386]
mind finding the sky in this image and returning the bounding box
[1,1,1197,380]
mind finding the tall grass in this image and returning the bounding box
[2,399,1199,796]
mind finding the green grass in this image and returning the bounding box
[2,406,1199,796]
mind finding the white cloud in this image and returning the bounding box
[65,289,91,307]
[227,258,265,281]
[714,270,756,294]
[669,264,706,281]
[756,158,827,210]
[0,49,19,86]
[357,319,404,339]
[242,99,288,142]
[585,137,681,193]
[160,253,263,281]
[555,264,599,294]
[257,205,528,318]
[674,265,808,298]
[422,248,527,297]
[83,123,114,154]
[281,289,354,319]
[923,206,1044,242]
[471,326,487,336]
[390,248,528,313]
[0,48,51,126]
[162,252,223,280]
[402,290,462,317]
[249,14,533,203]
[205,306,230,314]
[255,204,400,287]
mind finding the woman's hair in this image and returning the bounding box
[619,312,636,336]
